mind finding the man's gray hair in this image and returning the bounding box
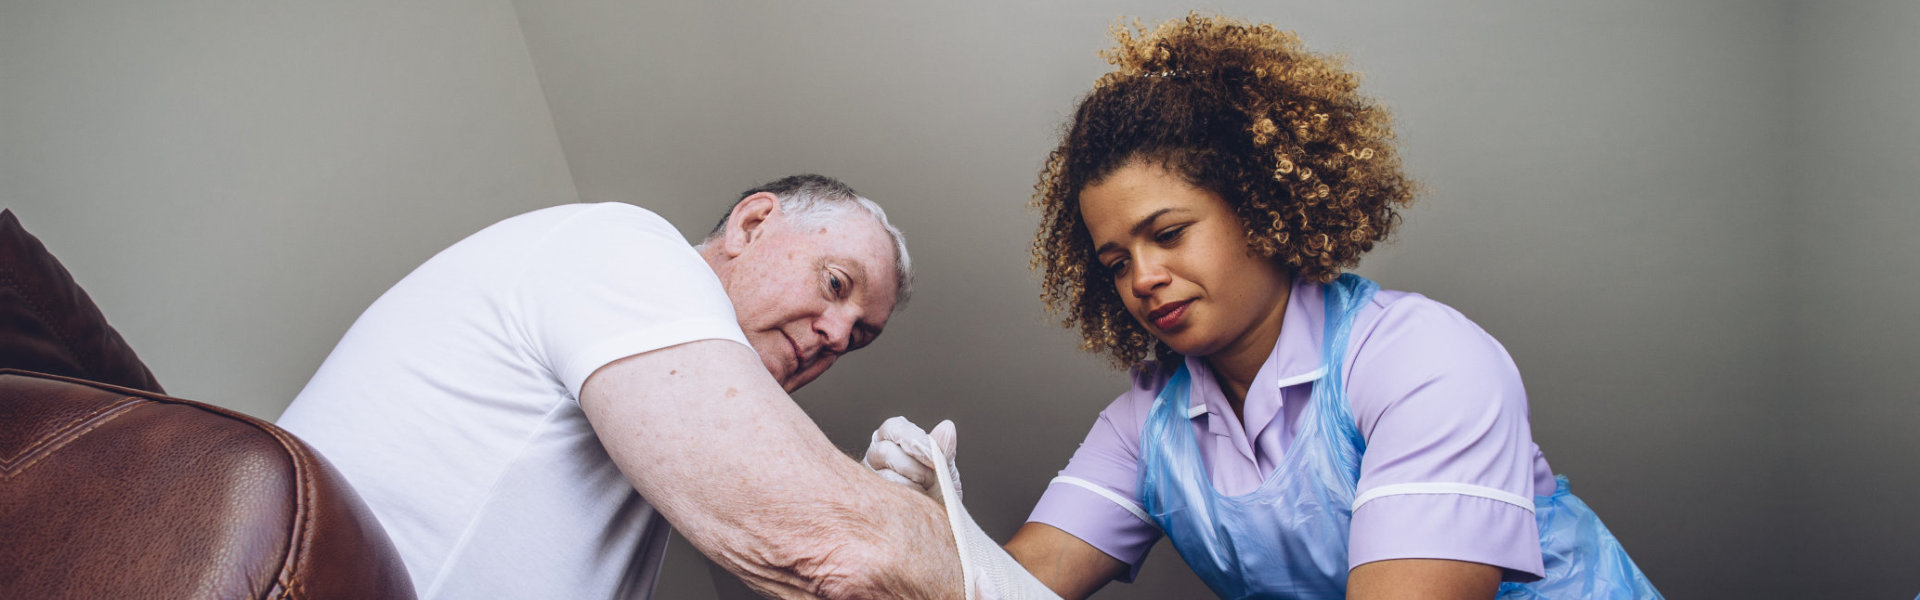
[706,174,914,306]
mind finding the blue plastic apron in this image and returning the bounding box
[1137,274,1661,599]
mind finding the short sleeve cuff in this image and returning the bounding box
[558,317,750,398]
[1349,492,1545,582]
[1027,480,1161,583]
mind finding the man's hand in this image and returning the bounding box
[863,416,960,503]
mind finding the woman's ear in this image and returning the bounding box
[719,192,781,257]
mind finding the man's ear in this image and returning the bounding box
[719,192,781,258]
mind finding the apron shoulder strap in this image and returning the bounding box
[1312,273,1379,481]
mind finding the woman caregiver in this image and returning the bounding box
[864,13,1662,600]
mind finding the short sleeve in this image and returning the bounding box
[1344,296,1546,581]
[509,204,750,398]
[1026,369,1169,582]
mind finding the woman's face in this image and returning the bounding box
[1079,161,1292,360]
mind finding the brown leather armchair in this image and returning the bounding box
[0,210,415,599]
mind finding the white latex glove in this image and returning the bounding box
[861,416,960,503]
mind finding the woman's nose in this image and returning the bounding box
[1129,258,1171,298]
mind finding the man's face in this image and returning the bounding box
[716,204,899,392]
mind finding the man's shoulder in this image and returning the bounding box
[486,202,677,238]
[449,202,696,267]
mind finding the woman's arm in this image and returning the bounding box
[1347,559,1501,600]
[1004,523,1130,600]
[1007,524,1506,600]
[1341,296,1550,595]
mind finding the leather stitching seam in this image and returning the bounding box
[263,423,315,599]
[0,396,143,479]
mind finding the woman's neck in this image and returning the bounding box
[1204,278,1292,416]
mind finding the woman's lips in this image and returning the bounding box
[1148,299,1193,330]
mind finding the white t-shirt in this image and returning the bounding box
[279,203,750,599]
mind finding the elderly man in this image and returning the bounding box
[278,175,960,599]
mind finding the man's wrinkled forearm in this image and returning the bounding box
[697,468,962,599]
[802,482,963,600]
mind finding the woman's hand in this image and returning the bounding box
[861,416,961,503]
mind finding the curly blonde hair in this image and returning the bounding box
[1033,13,1416,368]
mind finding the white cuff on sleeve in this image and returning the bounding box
[1351,482,1533,513]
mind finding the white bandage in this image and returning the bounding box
[927,442,1060,600]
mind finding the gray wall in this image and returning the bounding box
[1,0,578,418]
[4,1,1914,598]
[1788,1,1920,597]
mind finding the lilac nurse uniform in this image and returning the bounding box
[1028,276,1555,583]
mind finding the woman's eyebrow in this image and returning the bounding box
[1095,207,1189,255]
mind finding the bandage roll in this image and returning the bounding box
[928,443,1060,600]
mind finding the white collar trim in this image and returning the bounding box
[1272,365,1328,390]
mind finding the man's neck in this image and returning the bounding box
[696,242,728,277]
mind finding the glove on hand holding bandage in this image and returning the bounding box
[862,416,960,503]
[863,417,1060,600]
